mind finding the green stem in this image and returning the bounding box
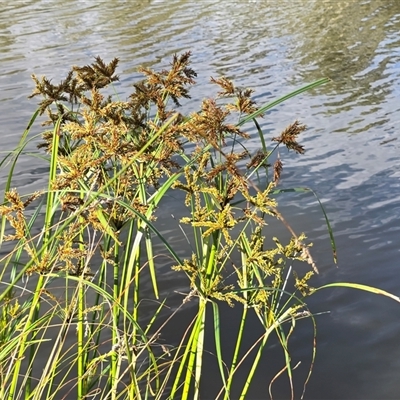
[77,219,87,399]
[239,329,270,400]
[223,306,248,399]
[193,301,206,400]
[181,301,206,400]
[109,239,120,399]
[77,278,85,398]
[239,307,294,399]
[7,274,43,400]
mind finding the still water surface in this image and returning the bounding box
[1,1,400,398]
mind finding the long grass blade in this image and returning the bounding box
[314,283,400,302]
[238,78,331,126]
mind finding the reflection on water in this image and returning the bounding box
[1,0,400,398]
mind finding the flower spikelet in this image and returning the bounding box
[272,120,306,154]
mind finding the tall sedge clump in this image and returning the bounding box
[0,53,397,400]
[165,76,319,400]
[0,54,198,399]
[28,54,198,399]
[0,53,329,399]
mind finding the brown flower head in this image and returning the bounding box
[272,120,306,154]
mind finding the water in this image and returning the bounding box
[2,0,400,398]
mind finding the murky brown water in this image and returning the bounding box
[2,1,400,398]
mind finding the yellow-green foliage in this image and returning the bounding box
[0,53,333,400]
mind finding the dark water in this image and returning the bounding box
[2,1,400,398]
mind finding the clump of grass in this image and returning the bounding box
[0,52,398,400]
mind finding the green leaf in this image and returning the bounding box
[314,283,400,303]
[238,78,331,126]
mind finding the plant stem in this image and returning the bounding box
[223,306,248,399]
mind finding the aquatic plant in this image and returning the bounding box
[0,53,398,400]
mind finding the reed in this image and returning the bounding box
[0,52,398,400]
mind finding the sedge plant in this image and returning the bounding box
[0,52,399,400]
